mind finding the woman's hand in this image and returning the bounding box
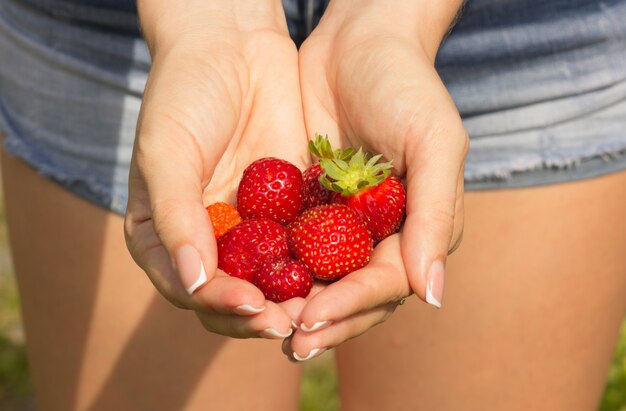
[124,0,309,339]
[286,0,468,359]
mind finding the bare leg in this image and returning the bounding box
[1,149,302,411]
[336,170,626,411]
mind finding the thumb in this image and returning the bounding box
[126,129,273,314]
[129,49,240,298]
[136,131,219,295]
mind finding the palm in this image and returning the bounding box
[204,31,311,204]
[299,30,436,175]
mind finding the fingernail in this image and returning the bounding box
[176,245,207,295]
[291,321,299,329]
[235,304,266,315]
[261,328,293,339]
[293,348,326,362]
[425,260,445,308]
[300,321,330,332]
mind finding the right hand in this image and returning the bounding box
[124,3,309,339]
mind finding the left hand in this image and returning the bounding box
[285,0,468,360]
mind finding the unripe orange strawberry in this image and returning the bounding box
[207,202,242,239]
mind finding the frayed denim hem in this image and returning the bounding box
[465,145,626,190]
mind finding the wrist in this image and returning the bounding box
[318,0,464,60]
[138,0,288,55]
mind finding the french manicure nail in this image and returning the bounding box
[176,245,207,295]
[425,260,445,308]
[300,321,330,332]
[261,328,293,339]
[293,348,326,362]
[235,304,266,315]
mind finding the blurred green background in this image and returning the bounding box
[0,196,623,411]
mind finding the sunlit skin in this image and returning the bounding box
[3,0,624,409]
[126,1,312,338]
[126,1,467,346]
[286,1,468,357]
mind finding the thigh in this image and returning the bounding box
[336,170,626,411]
[1,150,302,411]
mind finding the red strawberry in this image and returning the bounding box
[217,219,290,282]
[237,157,303,225]
[333,176,406,242]
[301,164,334,210]
[301,134,355,211]
[206,202,242,239]
[289,204,373,281]
[320,149,406,243]
[254,257,313,303]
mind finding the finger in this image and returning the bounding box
[277,297,308,328]
[401,107,468,308]
[196,301,295,339]
[324,45,468,308]
[125,163,219,306]
[192,272,269,315]
[125,217,268,314]
[135,136,219,295]
[128,51,243,300]
[288,301,403,361]
[297,235,410,331]
[362,57,466,309]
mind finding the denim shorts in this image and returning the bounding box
[1,0,625,215]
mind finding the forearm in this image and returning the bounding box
[319,0,465,60]
[137,0,287,54]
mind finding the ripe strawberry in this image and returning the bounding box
[301,164,333,210]
[254,257,313,303]
[217,219,290,282]
[289,204,373,281]
[333,176,406,242]
[206,202,242,239]
[320,149,406,243]
[237,157,303,225]
[301,134,355,211]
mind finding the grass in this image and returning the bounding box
[601,323,626,411]
[0,336,30,403]
[0,197,34,409]
[299,353,340,411]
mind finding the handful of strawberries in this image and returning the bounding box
[207,134,407,303]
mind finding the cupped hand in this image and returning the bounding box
[124,16,309,339]
[287,3,468,359]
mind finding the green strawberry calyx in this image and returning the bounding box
[319,148,393,196]
[309,133,355,161]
